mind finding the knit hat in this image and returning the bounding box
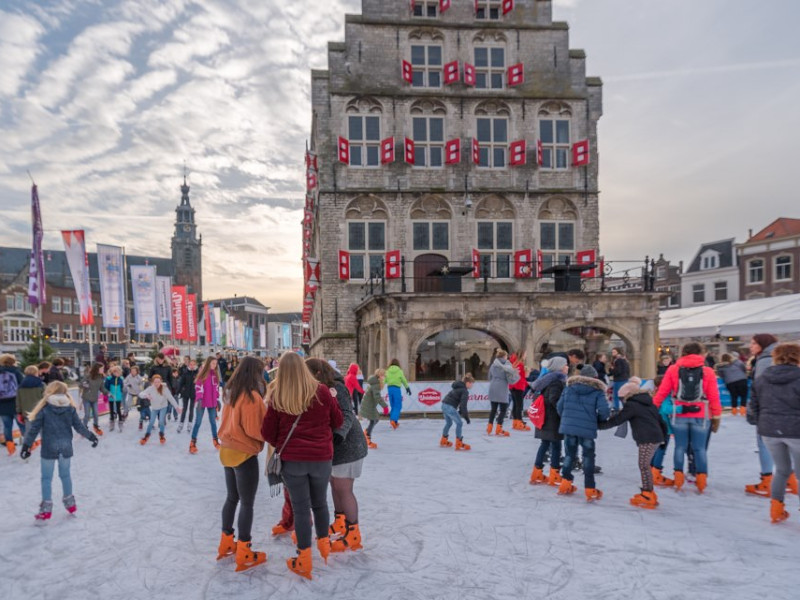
[548,356,568,372]
[327,359,340,373]
[579,365,598,378]
[617,376,643,400]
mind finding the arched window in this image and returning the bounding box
[409,29,445,88]
[345,196,389,280]
[345,97,383,168]
[538,101,573,170]
[475,195,515,278]
[473,32,507,89]
[410,99,447,168]
[410,195,452,253]
[475,100,510,169]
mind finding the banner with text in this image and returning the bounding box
[171,285,188,340]
[130,265,157,334]
[96,244,126,328]
[61,230,94,326]
[156,276,172,335]
[186,293,197,342]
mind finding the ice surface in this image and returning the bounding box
[2,414,799,600]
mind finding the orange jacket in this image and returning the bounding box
[218,391,267,456]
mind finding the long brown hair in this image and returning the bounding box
[89,362,104,380]
[196,356,217,383]
[225,356,265,408]
[266,352,320,416]
[306,358,337,388]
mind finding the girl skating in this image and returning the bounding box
[137,375,181,445]
[191,357,220,453]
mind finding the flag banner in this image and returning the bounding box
[96,244,125,328]
[305,151,318,171]
[227,311,235,348]
[131,265,157,334]
[171,285,188,340]
[156,276,172,335]
[306,171,317,190]
[61,231,94,326]
[186,293,198,341]
[259,323,266,349]
[213,306,222,346]
[204,303,213,345]
[305,258,320,286]
[28,185,46,306]
[246,326,253,352]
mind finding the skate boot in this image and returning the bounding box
[213,438,221,449]
[316,537,331,564]
[494,424,510,437]
[520,421,531,431]
[217,532,237,560]
[390,420,398,430]
[35,500,53,521]
[118,420,124,433]
[630,489,659,509]
[109,421,115,432]
[440,435,453,448]
[585,488,603,502]
[745,474,772,497]
[770,499,789,523]
[558,479,577,495]
[652,467,674,487]
[63,494,77,515]
[547,467,563,487]
[159,433,166,445]
[512,419,523,430]
[696,473,708,494]
[93,425,103,436]
[365,433,378,449]
[189,439,198,454]
[331,521,363,552]
[486,423,493,435]
[529,466,546,484]
[673,470,685,491]
[177,422,184,434]
[6,440,15,455]
[455,437,471,451]
[787,473,798,495]
[138,421,143,431]
[139,434,150,446]
[329,512,346,539]
[235,541,266,572]
[287,547,313,579]
[272,522,294,536]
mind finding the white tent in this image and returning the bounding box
[659,294,800,339]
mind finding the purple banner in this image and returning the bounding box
[28,185,46,305]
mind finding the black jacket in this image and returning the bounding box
[610,356,630,381]
[149,362,172,387]
[442,381,470,421]
[750,364,800,438]
[598,392,666,444]
[177,369,197,400]
[534,373,565,442]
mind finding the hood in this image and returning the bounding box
[626,392,655,407]
[676,354,706,368]
[451,381,467,392]
[47,393,72,408]
[367,375,380,386]
[566,375,607,392]
[334,373,345,386]
[20,375,44,388]
[761,364,800,386]
[346,364,359,377]
[492,358,507,367]
[531,371,565,393]
[0,365,19,374]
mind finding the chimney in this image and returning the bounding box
[748,228,753,239]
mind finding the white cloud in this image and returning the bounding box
[0,11,44,96]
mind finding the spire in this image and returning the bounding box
[180,164,191,207]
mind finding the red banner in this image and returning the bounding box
[171,285,188,340]
[186,293,197,341]
[204,303,213,345]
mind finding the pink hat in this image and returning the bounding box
[618,377,642,400]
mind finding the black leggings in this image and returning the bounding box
[221,455,260,542]
[352,390,363,414]
[510,389,525,421]
[488,402,507,426]
[366,419,378,437]
[180,396,195,423]
[108,401,124,422]
[726,380,748,409]
[282,460,332,550]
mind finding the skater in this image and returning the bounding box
[749,342,800,523]
[556,365,610,501]
[384,359,411,429]
[190,357,221,454]
[104,366,125,432]
[137,374,181,445]
[487,350,519,437]
[440,374,474,451]
[20,381,99,520]
[509,351,530,431]
[716,353,749,415]
[529,356,568,486]
[79,363,105,436]
[123,365,146,420]
[217,356,268,571]
[261,352,343,580]
[167,368,181,421]
[653,342,722,493]
[344,363,364,414]
[359,369,387,449]
[148,353,173,387]
[610,347,630,411]
[16,366,45,444]
[599,377,669,509]
[176,359,198,433]
[307,359,368,553]
[744,334,780,496]
[0,354,24,454]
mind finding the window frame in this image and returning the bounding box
[410,44,443,89]
[62,297,72,315]
[52,296,61,314]
[473,45,505,90]
[692,283,705,304]
[62,325,72,341]
[412,220,450,253]
[412,115,445,169]
[538,220,576,271]
[347,114,381,168]
[539,118,570,170]
[747,258,764,285]
[714,281,728,302]
[412,0,439,18]
[476,116,508,169]
[347,219,387,282]
[476,220,514,279]
[475,0,503,20]
[775,255,792,282]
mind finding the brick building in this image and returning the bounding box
[737,218,800,299]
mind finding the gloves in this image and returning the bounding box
[16,413,24,425]
[333,433,344,445]
[382,406,389,416]
[20,445,31,460]
[680,405,702,414]
[464,417,471,425]
[89,434,99,447]
[405,387,412,396]
[710,417,721,433]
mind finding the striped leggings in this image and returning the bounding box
[638,443,660,491]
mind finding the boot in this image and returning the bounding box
[365,434,378,449]
[674,470,685,491]
[390,420,398,430]
[558,478,577,495]
[316,537,331,564]
[6,440,15,455]
[486,423,493,435]
[177,422,184,434]
[109,421,115,432]
[652,467,674,487]
[159,433,166,445]
[63,494,77,515]
[511,419,523,430]
[35,500,53,521]
[139,434,150,446]
[745,474,772,497]
[287,547,313,579]
[520,421,531,431]
[331,522,363,552]
[770,499,789,523]
[787,473,799,495]
[272,522,294,536]
[138,421,143,431]
[93,425,103,436]
[696,473,708,493]
[630,489,659,509]
[495,424,510,437]
[235,541,266,572]
[217,532,237,560]
[585,488,603,502]
[189,439,198,454]
[213,438,221,450]
[547,467,563,487]
[529,466,546,484]
[439,435,453,448]
[455,437,471,451]
[329,512,346,538]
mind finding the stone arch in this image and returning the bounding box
[472,30,508,44]
[408,28,445,42]
[538,197,578,221]
[345,96,383,114]
[345,195,389,220]
[474,194,515,219]
[475,99,511,116]
[538,100,572,117]
[409,195,453,219]
[410,323,518,363]
[409,98,447,115]
[532,320,638,361]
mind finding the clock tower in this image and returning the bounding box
[171,175,203,303]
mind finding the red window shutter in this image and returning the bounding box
[445,139,461,164]
[338,251,350,280]
[444,60,460,85]
[472,138,480,165]
[338,136,350,164]
[386,250,401,279]
[572,139,590,166]
[509,140,526,166]
[502,0,514,15]
[305,152,318,171]
[402,60,413,84]
[472,249,481,278]
[440,0,451,12]
[306,171,317,190]
[514,249,533,278]
[535,249,543,278]
[474,0,479,13]
[576,249,597,278]
[536,139,543,166]
[507,63,524,87]
[463,63,476,86]
[381,137,395,164]
[410,0,415,13]
[404,137,415,164]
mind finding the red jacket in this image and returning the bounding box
[509,355,527,391]
[261,383,343,462]
[653,354,722,419]
[344,364,364,396]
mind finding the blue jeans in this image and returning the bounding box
[139,406,151,423]
[672,418,710,474]
[562,436,596,488]
[442,404,463,439]
[388,386,402,422]
[41,456,72,502]
[1,413,20,441]
[757,433,774,474]
[191,406,218,439]
[651,437,669,470]
[146,407,168,436]
[535,439,562,469]
[612,380,627,411]
[82,401,99,427]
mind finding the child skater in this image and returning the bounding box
[123,366,146,428]
[79,363,105,435]
[359,369,387,449]
[104,365,126,432]
[384,359,411,429]
[176,359,198,434]
[20,381,99,520]
[137,375,181,445]
[440,373,474,450]
[191,356,220,454]
[16,365,44,447]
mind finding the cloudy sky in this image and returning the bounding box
[0,0,798,311]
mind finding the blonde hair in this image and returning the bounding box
[28,381,74,420]
[0,353,15,367]
[266,352,321,416]
[24,365,39,376]
[496,349,508,359]
[374,368,386,378]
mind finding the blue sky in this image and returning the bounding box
[1,0,798,310]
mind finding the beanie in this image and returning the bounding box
[548,356,568,372]
[579,365,598,378]
[617,376,642,400]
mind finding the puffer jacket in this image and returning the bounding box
[22,394,96,459]
[716,359,747,385]
[653,354,722,420]
[509,355,527,392]
[359,376,387,420]
[557,376,610,440]
[344,364,364,397]
[104,375,125,402]
[488,358,519,404]
[442,381,470,421]
[195,371,220,409]
[750,364,800,438]
[178,368,197,400]
[533,372,566,442]
[16,374,44,416]
[0,365,23,417]
[598,392,666,444]
[331,376,368,466]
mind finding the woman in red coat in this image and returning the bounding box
[509,351,530,430]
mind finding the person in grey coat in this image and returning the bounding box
[79,363,107,435]
[486,350,519,436]
[716,353,749,414]
[745,334,779,496]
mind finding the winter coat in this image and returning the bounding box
[177,368,197,400]
[508,355,527,392]
[22,394,95,459]
[148,362,173,386]
[16,375,45,416]
[344,364,364,397]
[0,365,23,417]
[488,358,519,404]
[331,377,368,466]
[123,374,146,396]
[557,376,610,440]
[598,392,666,444]
[384,365,409,390]
[750,364,800,439]
[261,383,344,462]
[753,344,777,380]
[43,365,65,384]
[195,371,220,409]
[137,384,180,412]
[218,390,266,456]
[79,376,106,404]
[533,372,566,441]
[716,359,747,385]
[653,354,722,420]
[610,356,630,381]
[442,381,470,421]
[359,376,387,421]
[104,375,125,402]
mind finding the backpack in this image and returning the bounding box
[0,370,19,399]
[676,366,705,402]
[528,394,545,429]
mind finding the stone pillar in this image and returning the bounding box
[396,325,410,380]
[366,326,375,375]
[641,318,657,380]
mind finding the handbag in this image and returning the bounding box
[265,413,302,496]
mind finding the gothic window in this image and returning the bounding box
[475,0,503,20]
[477,221,513,278]
[345,196,390,281]
[538,198,578,270]
[410,196,452,253]
[474,45,505,89]
[411,44,442,88]
[538,102,573,170]
[345,97,383,169]
[412,1,438,17]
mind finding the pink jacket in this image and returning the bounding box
[653,354,722,419]
[195,371,220,409]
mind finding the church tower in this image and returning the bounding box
[171,175,203,303]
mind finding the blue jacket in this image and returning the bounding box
[22,394,96,459]
[104,375,125,402]
[557,376,610,439]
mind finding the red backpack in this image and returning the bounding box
[528,394,545,429]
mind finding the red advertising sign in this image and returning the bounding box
[186,293,197,341]
[418,388,442,406]
[171,285,188,340]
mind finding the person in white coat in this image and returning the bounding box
[137,374,180,445]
